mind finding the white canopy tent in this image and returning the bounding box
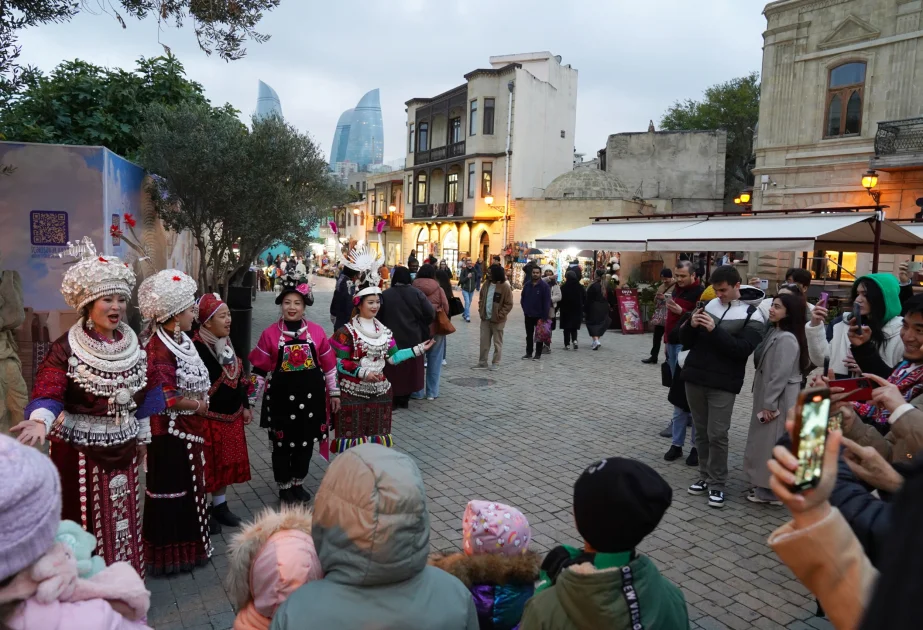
[534,219,702,252]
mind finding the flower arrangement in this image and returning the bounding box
[109,212,154,272]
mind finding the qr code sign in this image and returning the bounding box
[30,211,69,246]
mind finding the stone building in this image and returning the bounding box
[364,170,405,266]
[753,0,923,280]
[402,51,578,265]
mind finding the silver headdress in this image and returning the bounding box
[59,236,136,310]
[331,219,387,298]
[138,269,198,323]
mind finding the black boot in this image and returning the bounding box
[212,501,243,528]
[279,487,296,506]
[641,356,658,364]
[290,485,312,504]
[208,508,222,535]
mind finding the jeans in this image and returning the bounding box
[666,343,695,448]
[462,290,474,320]
[685,382,736,492]
[563,328,579,346]
[414,335,446,398]
[524,316,544,358]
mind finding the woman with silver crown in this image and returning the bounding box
[329,241,434,453]
[13,237,161,574]
[138,269,212,575]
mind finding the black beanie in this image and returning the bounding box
[573,457,672,553]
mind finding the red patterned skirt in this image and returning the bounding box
[50,440,144,576]
[203,410,251,493]
[142,417,211,576]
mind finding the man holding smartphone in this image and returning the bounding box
[661,261,703,463]
[680,266,766,508]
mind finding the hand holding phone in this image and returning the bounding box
[790,388,832,491]
[852,302,863,328]
[828,377,874,402]
[816,292,829,309]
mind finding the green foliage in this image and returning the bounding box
[0,55,208,157]
[660,72,760,201]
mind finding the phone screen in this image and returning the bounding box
[817,292,829,309]
[791,389,831,491]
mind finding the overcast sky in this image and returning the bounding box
[18,0,767,163]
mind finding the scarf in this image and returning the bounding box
[855,361,923,426]
[198,326,235,365]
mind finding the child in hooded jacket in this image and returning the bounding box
[226,504,323,630]
[430,500,540,630]
[0,434,151,630]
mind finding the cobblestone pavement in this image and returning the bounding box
[148,277,833,630]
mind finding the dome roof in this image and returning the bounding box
[544,168,629,199]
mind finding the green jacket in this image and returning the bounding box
[520,547,689,630]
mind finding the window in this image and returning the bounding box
[418,122,429,151]
[467,162,476,198]
[483,98,495,135]
[810,250,858,282]
[469,100,478,136]
[825,62,865,138]
[408,123,415,154]
[379,193,385,215]
[447,173,459,202]
[481,162,492,197]
[450,117,462,144]
[416,173,427,204]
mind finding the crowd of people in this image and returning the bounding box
[7,231,923,629]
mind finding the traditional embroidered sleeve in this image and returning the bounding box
[25,338,70,422]
[135,387,167,419]
[331,329,362,378]
[146,337,178,409]
[386,337,422,365]
[312,326,340,396]
[248,327,277,375]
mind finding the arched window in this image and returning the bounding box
[825,61,865,138]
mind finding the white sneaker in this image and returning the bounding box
[442,359,447,366]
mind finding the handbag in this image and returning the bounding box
[661,361,672,388]
[434,308,456,336]
[535,319,552,344]
[449,296,464,317]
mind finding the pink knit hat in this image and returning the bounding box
[462,500,531,557]
[0,434,62,581]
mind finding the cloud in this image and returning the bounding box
[15,0,766,163]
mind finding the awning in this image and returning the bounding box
[535,213,923,254]
[534,219,702,252]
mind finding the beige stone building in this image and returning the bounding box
[402,52,578,268]
[754,0,923,281]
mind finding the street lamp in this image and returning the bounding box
[733,189,753,210]
[484,195,494,205]
[862,169,881,204]
[388,204,396,213]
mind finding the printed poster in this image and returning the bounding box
[617,288,644,335]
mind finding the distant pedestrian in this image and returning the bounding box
[585,269,611,350]
[330,266,359,331]
[413,264,449,400]
[408,257,420,280]
[438,259,454,280]
[643,268,673,365]
[559,271,585,350]
[474,258,483,291]
[436,269,455,367]
[473,264,513,370]
[459,259,477,323]
[543,267,561,354]
[520,265,551,361]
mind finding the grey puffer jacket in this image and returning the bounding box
[270,444,478,630]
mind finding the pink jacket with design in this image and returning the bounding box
[248,319,338,404]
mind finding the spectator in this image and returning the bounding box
[520,265,551,361]
[228,505,323,630]
[543,267,562,355]
[408,257,420,281]
[271,445,478,629]
[378,266,434,409]
[566,259,582,280]
[427,254,438,266]
[439,259,455,281]
[585,269,611,351]
[898,261,914,305]
[808,274,903,379]
[757,282,811,326]
[430,501,539,630]
[295,257,307,277]
[744,292,810,505]
[558,271,585,351]
[681,265,766,509]
[459,259,478,323]
[660,260,703,453]
[473,264,513,371]
[0,434,152,629]
[330,266,359,331]
[413,264,449,400]
[436,269,455,367]
[642,268,673,365]
[474,258,483,291]
[520,457,688,629]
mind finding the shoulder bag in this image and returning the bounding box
[434,307,456,336]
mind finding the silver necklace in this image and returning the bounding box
[156,326,211,402]
[66,321,147,419]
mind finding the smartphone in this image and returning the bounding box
[828,377,875,402]
[759,278,769,291]
[852,302,863,328]
[817,292,829,309]
[695,300,706,311]
[790,387,832,492]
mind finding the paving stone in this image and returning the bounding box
[143,279,821,628]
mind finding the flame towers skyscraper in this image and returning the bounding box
[329,88,383,172]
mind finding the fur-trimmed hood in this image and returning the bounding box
[226,505,320,613]
[428,551,541,588]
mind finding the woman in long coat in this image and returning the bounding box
[744,292,809,504]
[558,271,585,350]
[584,269,611,351]
[378,266,435,408]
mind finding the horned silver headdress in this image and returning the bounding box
[328,219,387,298]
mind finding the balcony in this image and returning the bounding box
[871,117,923,171]
[415,141,466,166]
[411,202,464,219]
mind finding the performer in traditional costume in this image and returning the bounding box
[250,276,338,505]
[192,293,251,531]
[139,269,212,576]
[329,243,433,453]
[15,237,159,574]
